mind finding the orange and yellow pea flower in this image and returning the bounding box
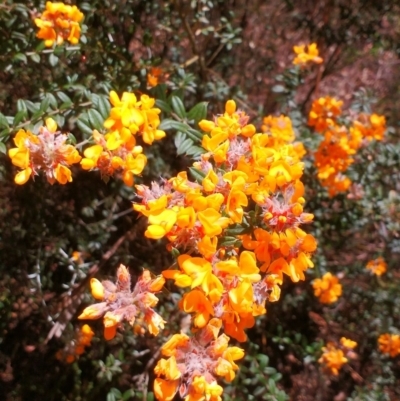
[366,257,387,276]
[318,337,357,375]
[378,333,400,357]
[104,91,165,145]
[34,2,84,47]
[153,319,243,401]
[56,324,94,363]
[312,272,342,304]
[78,265,165,340]
[293,43,323,66]
[8,118,81,185]
[318,342,348,376]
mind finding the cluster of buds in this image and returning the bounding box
[312,272,342,304]
[55,324,94,363]
[81,91,165,185]
[309,96,386,196]
[8,118,81,185]
[78,264,166,340]
[154,319,244,401]
[34,1,84,47]
[366,257,387,277]
[378,333,400,358]
[292,43,323,67]
[319,337,357,376]
[133,100,317,399]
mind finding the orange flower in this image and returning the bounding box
[378,333,400,357]
[180,289,214,328]
[319,342,348,375]
[308,96,343,133]
[366,257,387,276]
[312,272,342,304]
[34,2,84,47]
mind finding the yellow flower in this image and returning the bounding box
[293,43,323,66]
[312,272,342,304]
[34,2,84,47]
[178,255,223,296]
[90,278,105,300]
[104,91,165,145]
[340,337,357,350]
[81,130,147,186]
[197,208,230,237]
[366,257,387,276]
[78,302,108,320]
[145,209,177,239]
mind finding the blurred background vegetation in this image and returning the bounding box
[0,0,400,400]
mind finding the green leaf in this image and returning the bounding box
[97,96,111,120]
[219,237,241,247]
[77,113,93,136]
[188,167,206,184]
[44,93,58,109]
[24,100,40,113]
[225,225,250,236]
[40,97,50,113]
[13,110,26,126]
[175,136,193,156]
[0,128,10,140]
[0,113,9,129]
[187,102,208,123]
[158,119,189,132]
[155,99,172,113]
[0,142,6,154]
[13,53,27,63]
[53,115,65,128]
[88,109,104,131]
[30,53,41,63]
[185,127,204,142]
[17,99,27,114]
[57,92,72,104]
[152,83,168,101]
[48,54,59,67]
[171,96,186,119]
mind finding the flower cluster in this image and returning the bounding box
[80,91,165,185]
[318,337,357,375]
[312,272,342,304]
[134,100,316,340]
[8,118,81,185]
[78,264,166,340]
[378,333,400,357]
[55,324,94,363]
[34,2,84,47]
[293,43,323,66]
[154,318,244,401]
[147,67,165,88]
[366,257,387,276]
[309,96,386,196]
[133,100,317,399]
